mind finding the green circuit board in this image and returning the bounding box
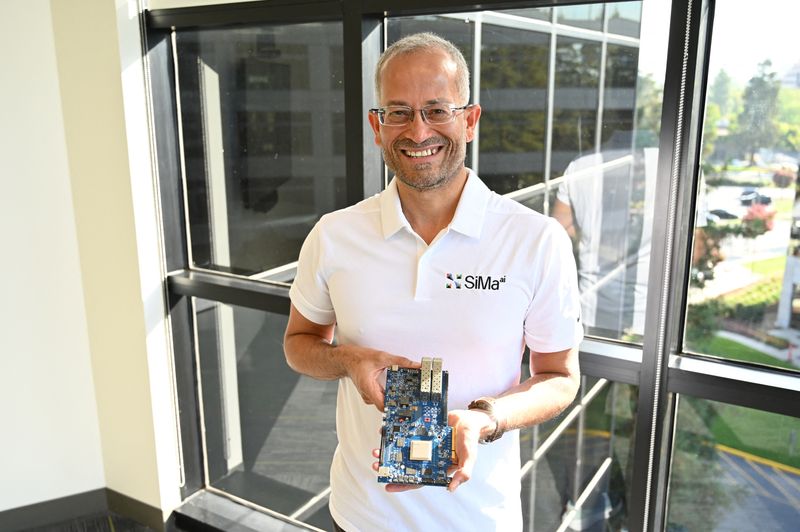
[377,357,454,487]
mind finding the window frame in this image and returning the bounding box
[144,1,800,530]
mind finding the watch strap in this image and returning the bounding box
[468,397,505,443]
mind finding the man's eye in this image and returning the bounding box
[427,107,448,116]
[388,109,411,118]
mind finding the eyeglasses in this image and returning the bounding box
[369,103,471,126]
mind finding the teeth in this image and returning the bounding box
[405,147,438,157]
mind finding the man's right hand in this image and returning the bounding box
[341,346,419,411]
[284,304,419,412]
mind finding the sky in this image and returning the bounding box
[639,0,800,86]
[708,0,800,84]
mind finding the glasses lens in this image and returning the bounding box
[423,104,455,124]
[383,106,413,125]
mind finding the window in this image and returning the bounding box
[194,299,336,529]
[667,396,800,530]
[174,22,346,278]
[686,0,800,374]
[145,1,800,531]
[389,6,657,343]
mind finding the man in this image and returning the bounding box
[284,32,582,531]
[551,146,658,338]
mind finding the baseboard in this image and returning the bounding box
[107,488,164,531]
[0,489,107,531]
[0,488,164,531]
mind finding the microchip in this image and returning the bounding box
[410,439,433,461]
[377,357,453,487]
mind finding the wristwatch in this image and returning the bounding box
[468,397,505,443]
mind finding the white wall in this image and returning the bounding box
[0,0,178,524]
[0,0,105,511]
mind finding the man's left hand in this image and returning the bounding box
[445,408,495,492]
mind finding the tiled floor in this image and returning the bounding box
[21,512,154,532]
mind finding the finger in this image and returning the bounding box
[384,355,421,369]
[447,415,478,493]
[385,483,423,493]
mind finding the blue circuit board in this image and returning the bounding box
[377,357,454,487]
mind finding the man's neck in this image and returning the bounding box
[396,168,468,245]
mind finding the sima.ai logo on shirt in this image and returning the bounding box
[446,273,507,290]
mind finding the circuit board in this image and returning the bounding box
[377,357,454,487]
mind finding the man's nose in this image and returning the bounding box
[405,110,435,143]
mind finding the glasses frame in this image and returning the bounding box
[369,103,472,126]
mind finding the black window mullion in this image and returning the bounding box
[361,0,609,17]
[167,270,291,315]
[146,0,342,30]
[630,0,708,530]
[343,4,384,203]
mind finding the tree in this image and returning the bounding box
[709,69,733,117]
[634,73,663,147]
[776,87,800,153]
[733,60,781,164]
[703,102,721,159]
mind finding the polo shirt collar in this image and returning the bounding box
[379,168,490,240]
[449,168,490,238]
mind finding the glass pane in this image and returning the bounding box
[668,397,800,531]
[520,376,638,531]
[607,2,643,38]
[195,300,336,529]
[556,5,605,32]
[504,7,552,22]
[686,0,800,372]
[479,23,549,194]
[388,2,666,343]
[176,22,346,279]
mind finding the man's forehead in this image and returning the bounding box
[382,48,457,75]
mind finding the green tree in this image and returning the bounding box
[776,87,800,153]
[709,69,733,117]
[634,73,663,147]
[703,102,721,158]
[733,60,781,163]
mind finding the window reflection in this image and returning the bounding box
[668,397,800,531]
[389,3,658,343]
[195,300,337,529]
[686,0,800,372]
[176,23,346,278]
[557,5,605,32]
[520,376,638,531]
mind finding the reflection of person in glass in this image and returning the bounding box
[284,33,583,530]
[552,146,657,340]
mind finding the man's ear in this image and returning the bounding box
[464,104,482,142]
[368,111,383,146]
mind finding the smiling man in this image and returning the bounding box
[284,33,583,531]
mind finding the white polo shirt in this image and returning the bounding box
[290,170,582,531]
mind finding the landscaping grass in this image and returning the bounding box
[740,255,786,277]
[772,196,794,220]
[685,335,800,469]
[689,335,798,370]
[709,402,800,470]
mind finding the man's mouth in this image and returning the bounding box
[402,147,440,158]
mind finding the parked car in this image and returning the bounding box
[739,187,772,206]
[708,208,738,220]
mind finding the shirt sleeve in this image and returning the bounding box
[523,220,584,353]
[289,222,337,325]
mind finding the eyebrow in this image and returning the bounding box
[383,98,450,106]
